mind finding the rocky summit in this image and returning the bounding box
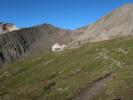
[0,22,17,34]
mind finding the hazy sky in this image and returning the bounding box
[0,0,133,29]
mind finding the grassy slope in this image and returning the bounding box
[0,37,133,100]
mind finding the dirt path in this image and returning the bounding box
[73,73,114,100]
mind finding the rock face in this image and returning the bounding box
[0,22,17,34]
[72,4,133,45]
[0,24,72,65]
[4,23,17,32]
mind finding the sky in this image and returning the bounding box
[0,0,133,30]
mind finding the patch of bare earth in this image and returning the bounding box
[73,73,115,100]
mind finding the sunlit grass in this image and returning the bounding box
[0,36,133,100]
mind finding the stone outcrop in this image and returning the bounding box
[0,22,17,34]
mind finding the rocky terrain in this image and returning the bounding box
[0,22,17,34]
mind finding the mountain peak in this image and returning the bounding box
[73,4,133,43]
[122,3,133,8]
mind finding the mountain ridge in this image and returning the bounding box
[0,23,73,65]
[73,4,133,44]
[1,4,133,65]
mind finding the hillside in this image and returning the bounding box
[0,24,73,65]
[72,4,133,44]
[0,36,133,100]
